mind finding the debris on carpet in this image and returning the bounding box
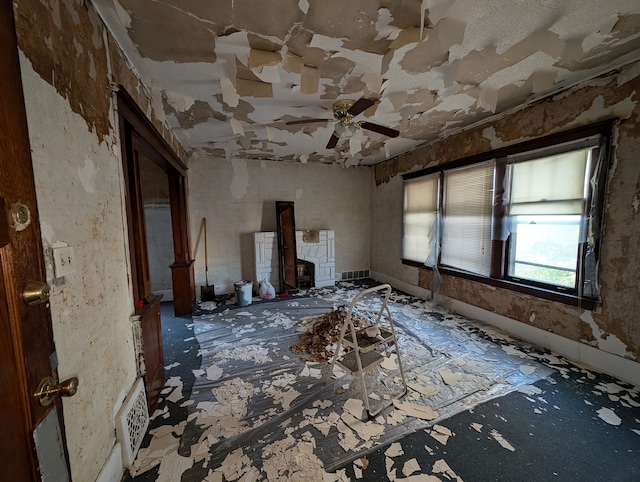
[127,281,640,481]
[290,308,370,362]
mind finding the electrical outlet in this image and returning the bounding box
[53,246,75,278]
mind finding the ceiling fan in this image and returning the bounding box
[285,98,400,149]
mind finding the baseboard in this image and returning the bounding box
[371,271,640,387]
[95,443,123,482]
[370,270,431,300]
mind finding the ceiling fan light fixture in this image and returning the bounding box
[287,97,399,150]
[335,121,359,139]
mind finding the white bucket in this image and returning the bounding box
[234,280,253,307]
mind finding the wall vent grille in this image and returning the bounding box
[115,378,149,467]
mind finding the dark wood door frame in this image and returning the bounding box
[117,89,194,410]
[168,172,195,313]
[117,89,195,316]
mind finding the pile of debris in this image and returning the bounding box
[291,308,369,362]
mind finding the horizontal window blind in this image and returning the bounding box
[509,147,592,215]
[441,161,494,275]
[403,175,438,263]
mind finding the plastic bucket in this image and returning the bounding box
[234,280,253,307]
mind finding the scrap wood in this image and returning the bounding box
[290,309,369,362]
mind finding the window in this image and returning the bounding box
[441,161,494,276]
[401,122,611,307]
[402,175,438,264]
[507,146,593,288]
[508,215,582,288]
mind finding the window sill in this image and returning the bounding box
[401,258,597,310]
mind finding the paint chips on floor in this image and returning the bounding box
[489,429,516,451]
[597,407,622,425]
[128,282,571,480]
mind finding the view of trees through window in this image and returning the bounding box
[509,215,581,288]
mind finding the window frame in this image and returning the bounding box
[401,121,614,310]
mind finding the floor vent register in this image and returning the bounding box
[116,378,149,467]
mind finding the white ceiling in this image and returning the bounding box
[92,0,640,167]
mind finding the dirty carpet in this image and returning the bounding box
[124,281,640,481]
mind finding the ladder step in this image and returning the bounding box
[336,350,384,375]
[342,327,394,353]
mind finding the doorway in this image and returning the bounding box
[117,89,194,411]
[140,155,175,301]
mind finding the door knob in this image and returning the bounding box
[34,376,79,407]
[23,279,50,306]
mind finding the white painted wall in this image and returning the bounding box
[20,55,137,482]
[188,158,372,294]
[145,204,174,300]
[370,174,419,283]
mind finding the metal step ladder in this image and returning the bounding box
[327,284,407,418]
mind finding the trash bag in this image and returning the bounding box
[259,280,275,300]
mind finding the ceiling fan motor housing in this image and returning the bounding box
[333,99,357,125]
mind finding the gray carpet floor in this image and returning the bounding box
[124,280,640,482]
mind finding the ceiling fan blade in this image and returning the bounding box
[326,132,339,149]
[348,97,375,116]
[285,118,330,125]
[360,121,399,138]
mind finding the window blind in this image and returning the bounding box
[509,148,592,216]
[441,161,494,275]
[403,175,438,263]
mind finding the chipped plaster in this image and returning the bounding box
[580,311,633,358]
[14,1,189,480]
[77,158,98,194]
[372,61,640,361]
[19,52,137,482]
[230,158,249,199]
[90,0,640,165]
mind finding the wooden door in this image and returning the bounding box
[276,201,298,292]
[1,3,70,479]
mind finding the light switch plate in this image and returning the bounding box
[52,246,75,278]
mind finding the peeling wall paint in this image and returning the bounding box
[19,55,136,482]
[372,60,640,361]
[188,159,372,292]
[230,158,250,199]
[14,0,112,142]
[13,0,187,480]
[580,311,634,358]
[10,3,640,478]
[77,158,98,194]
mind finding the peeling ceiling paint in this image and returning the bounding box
[92,0,640,166]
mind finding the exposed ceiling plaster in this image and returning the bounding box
[92,0,640,166]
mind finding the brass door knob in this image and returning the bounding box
[34,376,79,407]
[23,279,50,306]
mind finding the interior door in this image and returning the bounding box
[1,3,71,480]
[276,201,298,292]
